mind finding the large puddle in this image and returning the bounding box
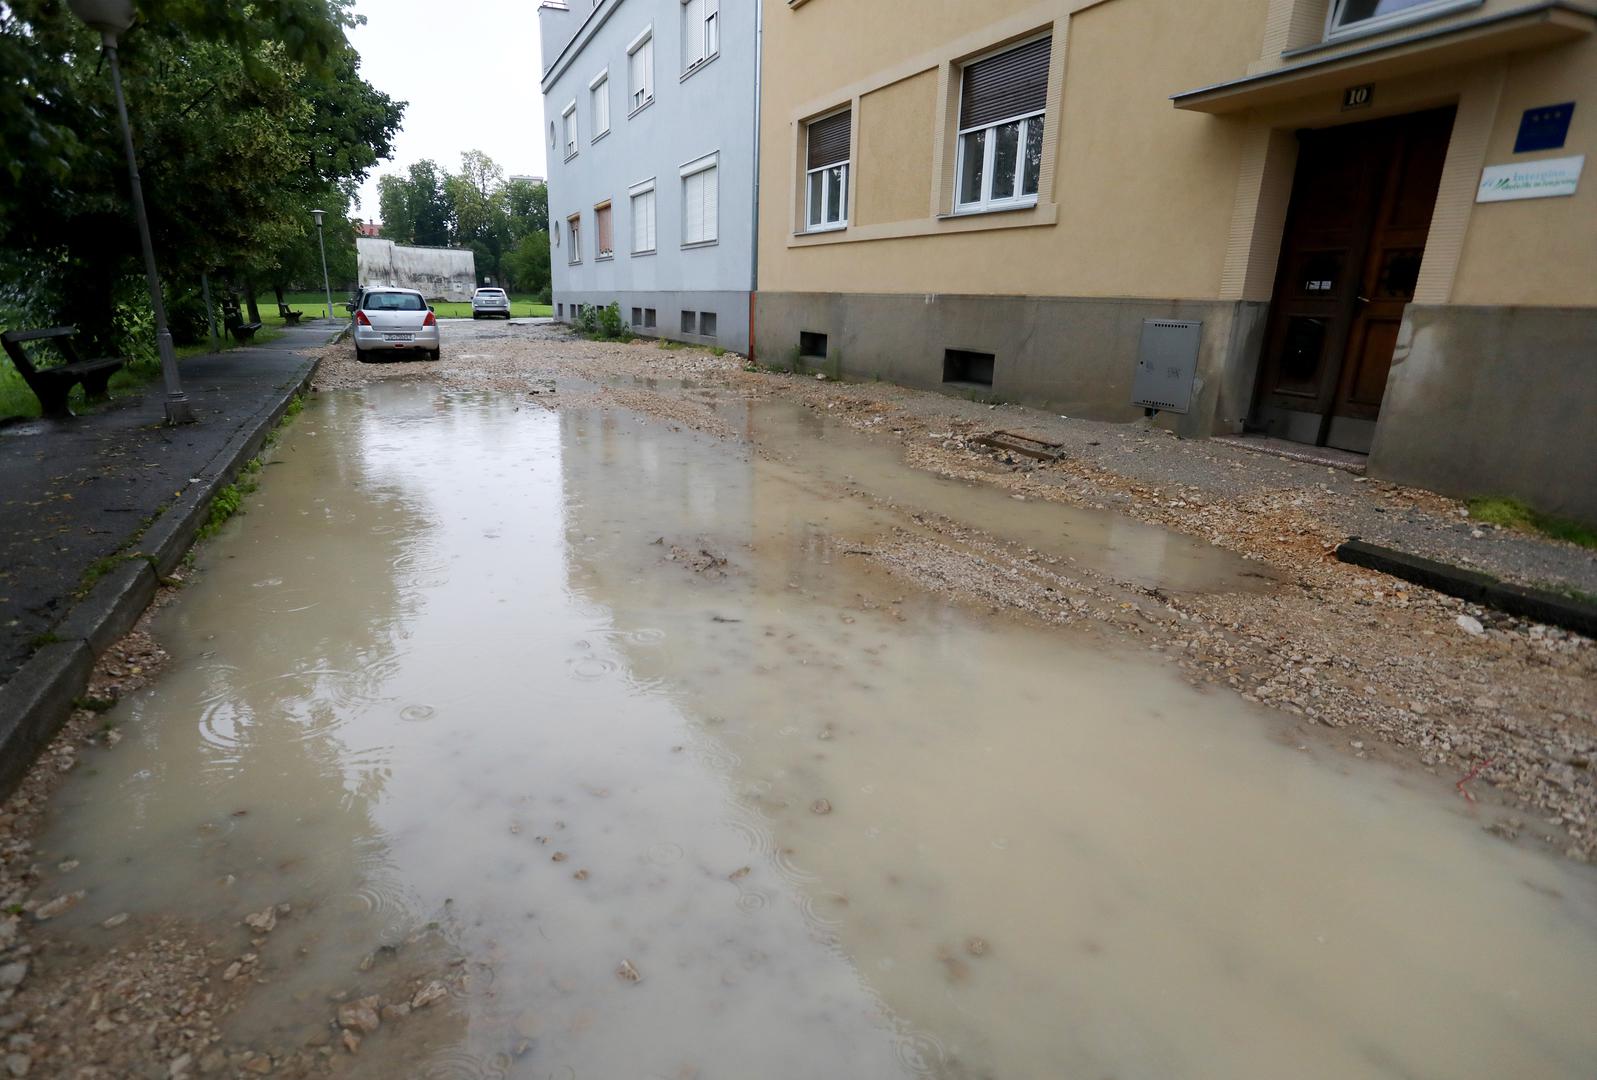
[30,385,1597,1078]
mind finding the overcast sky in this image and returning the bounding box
[348,0,550,223]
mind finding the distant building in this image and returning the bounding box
[508,175,547,187]
[539,0,756,353]
[354,220,381,238]
[356,237,476,302]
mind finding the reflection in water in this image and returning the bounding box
[28,385,1597,1080]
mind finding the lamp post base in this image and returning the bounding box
[163,397,198,425]
[155,329,197,425]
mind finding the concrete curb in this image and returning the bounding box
[0,356,320,799]
[1337,538,1597,639]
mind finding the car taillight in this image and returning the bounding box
[422,311,436,327]
[355,310,371,326]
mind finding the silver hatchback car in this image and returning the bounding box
[471,287,511,319]
[353,288,440,361]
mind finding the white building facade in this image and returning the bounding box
[539,0,757,353]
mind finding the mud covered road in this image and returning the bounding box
[0,319,1592,1079]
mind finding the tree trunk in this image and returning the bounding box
[244,282,262,324]
[272,284,285,312]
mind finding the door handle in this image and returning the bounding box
[1355,295,1372,305]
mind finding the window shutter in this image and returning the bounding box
[683,0,705,66]
[807,110,851,170]
[960,36,1050,129]
[646,192,657,250]
[597,205,612,254]
[702,166,717,241]
[684,172,705,244]
[632,195,645,252]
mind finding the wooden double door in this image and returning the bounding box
[1252,107,1455,453]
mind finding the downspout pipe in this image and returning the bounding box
[749,0,763,361]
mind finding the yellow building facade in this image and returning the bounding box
[755,0,1597,521]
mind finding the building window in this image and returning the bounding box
[682,0,719,74]
[567,214,582,264]
[595,202,614,259]
[680,153,718,246]
[805,109,851,231]
[590,71,610,139]
[699,311,717,338]
[681,310,696,334]
[955,35,1049,213]
[557,303,564,318]
[644,308,657,328]
[631,307,643,325]
[1328,0,1474,35]
[561,101,578,160]
[627,28,654,114]
[629,179,657,254]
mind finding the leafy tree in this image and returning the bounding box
[505,230,551,295]
[0,0,402,354]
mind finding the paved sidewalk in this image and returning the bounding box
[0,322,336,684]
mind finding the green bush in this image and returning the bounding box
[597,302,625,339]
[536,285,552,305]
[575,304,599,335]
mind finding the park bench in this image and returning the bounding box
[228,320,263,344]
[1,326,124,418]
[277,302,303,325]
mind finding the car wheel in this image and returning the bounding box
[354,343,367,363]
[471,313,479,320]
[427,349,441,362]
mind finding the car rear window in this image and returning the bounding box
[364,293,426,311]
[478,290,506,298]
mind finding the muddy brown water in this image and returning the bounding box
[30,385,1597,1078]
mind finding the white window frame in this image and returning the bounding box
[679,151,719,247]
[1325,0,1479,38]
[629,178,657,255]
[804,109,850,233]
[627,26,655,116]
[561,101,578,161]
[567,213,582,265]
[954,109,1043,213]
[681,0,720,76]
[589,69,610,141]
[594,201,614,260]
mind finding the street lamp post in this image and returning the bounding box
[311,210,334,321]
[69,0,195,425]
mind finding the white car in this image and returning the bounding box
[352,288,440,361]
[471,288,511,319]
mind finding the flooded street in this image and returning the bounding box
[26,380,1597,1079]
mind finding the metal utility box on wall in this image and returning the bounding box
[1132,319,1202,414]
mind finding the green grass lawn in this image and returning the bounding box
[1468,497,1597,550]
[255,292,553,324]
[426,297,553,319]
[1,326,284,421]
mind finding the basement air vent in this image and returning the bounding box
[943,349,995,388]
[1132,319,1202,414]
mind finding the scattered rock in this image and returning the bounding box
[4,1053,28,1077]
[102,913,129,929]
[1456,614,1485,636]
[340,1030,361,1055]
[410,982,447,1010]
[32,891,84,920]
[616,959,642,983]
[965,937,989,957]
[551,851,568,862]
[239,1053,272,1074]
[379,1002,410,1023]
[0,965,23,991]
[811,799,832,815]
[336,996,381,1035]
[728,866,751,881]
[167,1052,192,1078]
[572,869,589,881]
[242,907,277,933]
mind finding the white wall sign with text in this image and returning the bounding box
[1476,155,1584,203]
